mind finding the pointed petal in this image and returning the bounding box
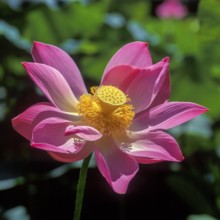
[103,41,152,77]
[22,62,78,112]
[101,65,139,90]
[65,125,102,141]
[147,61,170,109]
[148,102,208,131]
[94,137,139,194]
[101,58,169,113]
[132,102,208,132]
[116,131,184,163]
[12,102,79,140]
[31,117,84,153]
[32,41,87,99]
[126,58,169,113]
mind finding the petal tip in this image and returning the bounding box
[163,57,170,62]
[21,62,28,70]
[177,154,184,162]
[126,41,149,49]
[21,62,33,68]
[32,41,49,54]
[21,62,34,71]
[194,104,209,114]
[202,107,209,112]
[21,61,26,66]
[136,41,149,48]
[11,117,17,129]
[32,41,45,54]
[33,41,44,47]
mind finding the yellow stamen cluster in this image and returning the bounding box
[77,86,135,135]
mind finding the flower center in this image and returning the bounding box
[97,86,127,106]
[77,86,135,135]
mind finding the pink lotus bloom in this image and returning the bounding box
[156,0,188,19]
[12,41,207,194]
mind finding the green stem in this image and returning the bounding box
[73,154,92,220]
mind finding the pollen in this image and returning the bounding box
[77,85,135,135]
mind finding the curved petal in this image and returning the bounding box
[131,102,208,132]
[22,62,78,112]
[32,41,87,99]
[133,158,162,164]
[101,58,169,113]
[48,142,94,163]
[31,117,84,153]
[115,131,184,163]
[12,102,79,140]
[65,125,102,141]
[146,62,170,109]
[103,41,152,77]
[94,137,139,194]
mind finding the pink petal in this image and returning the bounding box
[31,117,84,153]
[146,63,170,109]
[103,41,152,76]
[126,58,169,112]
[132,102,208,132]
[94,137,139,194]
[117,131,184,163]
[48,142,94,163]
[101,58,169,113]
[149,102,208,130]
[32,41,87,99]
[133,158,162,164]
[22,62,78,112]
[65,125,102,141]
[12,102,79,140]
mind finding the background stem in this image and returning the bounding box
[73,154,92,220]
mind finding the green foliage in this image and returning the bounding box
[22,1,110,44]
[0,0,220,219]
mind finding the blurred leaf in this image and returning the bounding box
[60,39,82,54]
[166,175,214,214]
[144,18,200,56]
[187,214,217,220]
[181,134,212,156]
[79,40,99,55]
[0,103,7,121]
[0,20,31,51]
[2,206,30,220]
[170,68,220,118]
[0,65,4,81]
[198,0,220,43]
[170,115,212,139]
[127,20,160,45]
[0,87,7,99]
[105,12,126,28]
[22,1,110,44]
[0,177,25,190]
[5,56,25,76]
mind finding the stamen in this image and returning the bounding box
[77,85,135,135]
[120,142,132,152]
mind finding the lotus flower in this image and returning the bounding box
[156,0,188,19]
[12,41,207,194]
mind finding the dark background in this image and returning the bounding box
[0,0,220,219]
